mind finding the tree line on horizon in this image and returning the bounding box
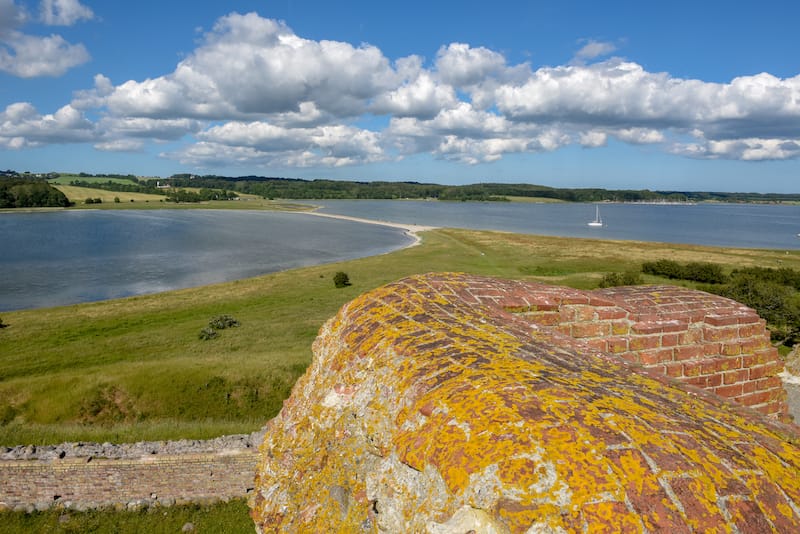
[165,174,800,203]
[4,170,800,207]
[0,176,70,208]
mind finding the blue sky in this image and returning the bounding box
[1,1,799,192]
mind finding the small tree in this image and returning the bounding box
[333,271,351,288]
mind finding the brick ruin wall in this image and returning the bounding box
[250,273,800,532]
[0,275,794,514]
[487,282,789,421]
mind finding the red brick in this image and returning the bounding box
[559,308,576,322]
[527,311,561,326]
[705,313,741,326]
[702,326,738,342]
[530,302,559,312]
[737,390,772,407]
[742,349,777,367]
[738,322,766,338]
[606,337,629,354]
[702,342,721,356]
[573,305,597,321]
[756,376,782,391]
[742,380,757,394]
[605,449,689,533]
[683,361,704,377]
[749,362,780,380]
[706,373,723,387]
[561,295,590,305]
[661,333,680,347]
[723,369,748,385]
[555,325,571,336]
[741,474,800,532]
[631,321,664,335]
[721,342,742,356]
[715,383,744,398]
[701,359,723,375]
[718,356,743,371]
[571,322,610,338]
[674,345,703,361]
[629,335,661,351]
[617,351,641,365]
[611,321,630,335]
[678,328,703,345]
[596,307,627,320]
[664,362,683,378]
[670,477,728,532]
[754,401,784,417]
[684,375,709,388]
[580,501,641,533]
[639,349,674,365]
[727,497,775,533]
[740,337,768,353]
[585,338,608,352]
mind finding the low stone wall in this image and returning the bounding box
[0,432,262,512]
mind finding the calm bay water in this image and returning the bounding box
[3,202,800,311]
[314,200,800,250]
[0,210,413,311]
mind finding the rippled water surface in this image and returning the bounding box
[0,210,412,311]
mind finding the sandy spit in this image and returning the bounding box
[301,210,438,248]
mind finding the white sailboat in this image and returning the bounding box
[587,205,603,227]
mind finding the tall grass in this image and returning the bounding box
[0,499,252,534]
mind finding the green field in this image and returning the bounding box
[0,499,252,534]
[2,228,797,446]
[48,175,141,186]
[51,184,312,211]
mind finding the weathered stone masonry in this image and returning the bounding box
[0,451,257,512]
[251,273,800,533]
[0,434,262,512]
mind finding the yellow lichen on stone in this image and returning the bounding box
[250,273,800,533]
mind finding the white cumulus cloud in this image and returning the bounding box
[40,0,93,26]
[0,0,92,78]
[3,11,800,168]
[105,13,398,120]
[0,102,95,147]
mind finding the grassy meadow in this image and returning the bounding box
[2,226,798,446]
[0,499,252,534]
[50,184,312,211]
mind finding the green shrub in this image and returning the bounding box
[642,259,683,279]
[598,271,643,288]
[198,327,218,340]
[199,315,239,340]
[642,259,726,283]
[683,262,727,284]
[333,271,351,288]
[209,314,240,330]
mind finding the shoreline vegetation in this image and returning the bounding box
[3,170,800,210]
